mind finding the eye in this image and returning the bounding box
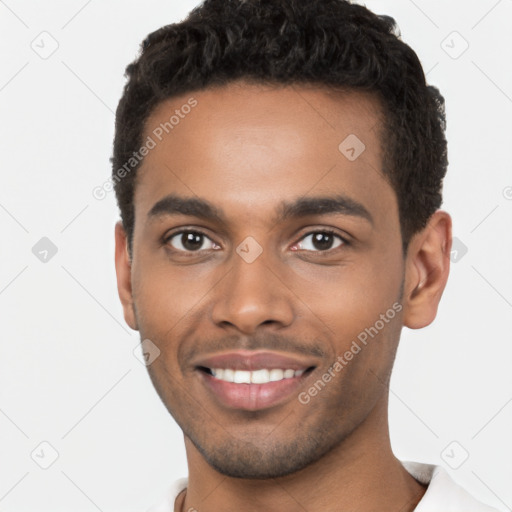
[165,230,220,252]
[292,230,346,252]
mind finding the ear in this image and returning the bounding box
[402,210,452,329]
[114,221,138,331]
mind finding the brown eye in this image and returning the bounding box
[166,231,218,252]
[295,231,345,252]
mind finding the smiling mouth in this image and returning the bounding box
[192,350,320,410]
[196,365,317,411]
[197,366,315,384]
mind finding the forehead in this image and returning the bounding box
[134,81,396,229]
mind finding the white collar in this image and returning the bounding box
[147,461,500,511]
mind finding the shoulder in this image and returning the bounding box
[146,477,188,512]
[401,460,502,512]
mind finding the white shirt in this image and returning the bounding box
[147,460,501,512]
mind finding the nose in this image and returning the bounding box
[211,251,294,334]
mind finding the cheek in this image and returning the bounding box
[131,257,209,337]
[287,259,401,343]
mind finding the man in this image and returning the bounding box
[112,1,500,510]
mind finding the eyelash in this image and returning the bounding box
[162,228,350,254]
[291,228,349,254]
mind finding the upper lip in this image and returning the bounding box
[193,350,318,372]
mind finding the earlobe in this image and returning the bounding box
[402,210,452,330]
[114,221,139,331]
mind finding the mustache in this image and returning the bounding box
[180,333,329,362]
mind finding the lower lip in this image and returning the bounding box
[198,370,311,411]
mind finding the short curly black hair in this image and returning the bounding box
[112,0,447,255]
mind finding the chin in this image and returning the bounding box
[189,433,333,479]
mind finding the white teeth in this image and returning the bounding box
[222,368,235,382]
[233,370,251,383]
[210,368,305,384]
[269,369,284,381]
[251,369,270,384]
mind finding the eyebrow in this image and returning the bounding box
[277,195,373,225]
[147,193,373,226]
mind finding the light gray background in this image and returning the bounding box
[1,1,511,511]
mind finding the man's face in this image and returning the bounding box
[125,82,406,478]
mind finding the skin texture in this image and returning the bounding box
[114,81,452,512]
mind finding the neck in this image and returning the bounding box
[177,397,426,512]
